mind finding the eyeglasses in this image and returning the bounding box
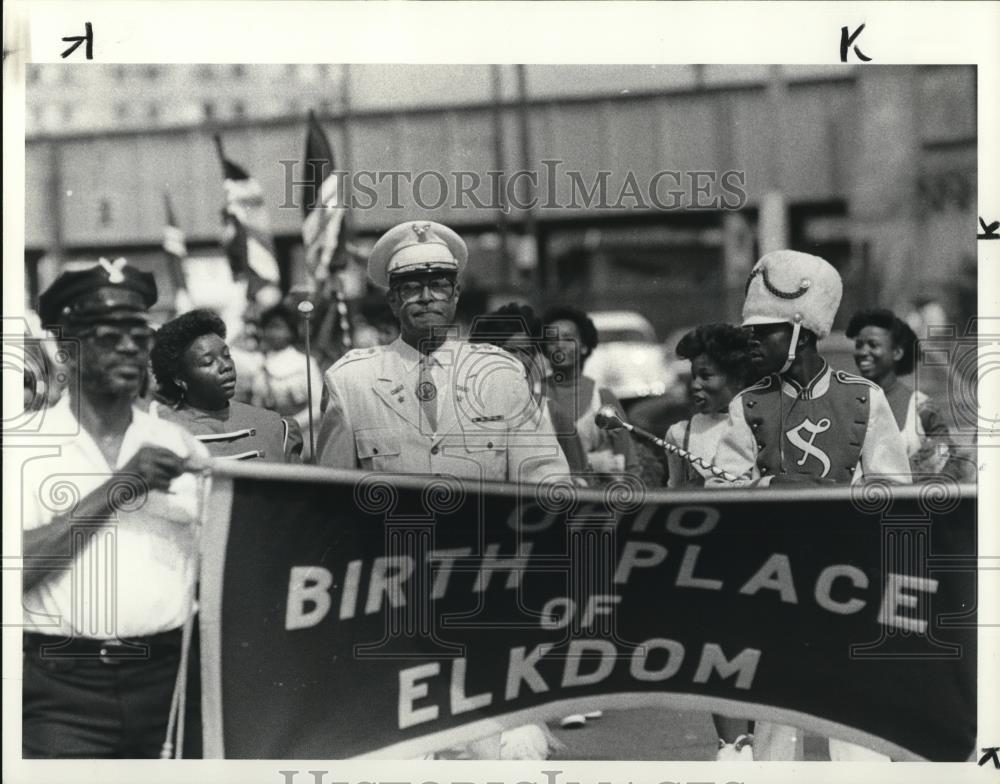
[81,325,154,352]
[392,277,456,303]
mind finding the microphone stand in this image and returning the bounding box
[297,300,316,460]
[594,405,739,483]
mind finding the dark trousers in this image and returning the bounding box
[22,626,202,759]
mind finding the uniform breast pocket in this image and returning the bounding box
[355,428,402,471]
[463,432,508,479]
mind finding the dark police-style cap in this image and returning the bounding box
[38,258,158,328]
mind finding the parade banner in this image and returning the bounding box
[199,464,977,761]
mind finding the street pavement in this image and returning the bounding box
[548,708,828,761]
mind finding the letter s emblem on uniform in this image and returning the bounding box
[785,417,832,477]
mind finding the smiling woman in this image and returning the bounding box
[150,309,302,463]
[845,309,969,481]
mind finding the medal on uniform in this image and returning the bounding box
[416,380,437,402]
[417,361,438,431]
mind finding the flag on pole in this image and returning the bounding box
[301,110,347,285]
[214,134,282,309]
[162,192,193,315]
[302,110,352,351]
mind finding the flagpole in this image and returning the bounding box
[297,300,317,460]
[212,134,227,176]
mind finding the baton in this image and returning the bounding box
[594,405,739,483]
[297,300,317,459]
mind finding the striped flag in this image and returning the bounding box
[301,110,347,285]
[162,192,193,314]
[214,134,282,308]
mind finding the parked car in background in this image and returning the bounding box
[586,311,679,402]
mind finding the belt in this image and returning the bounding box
[23,628,183,666]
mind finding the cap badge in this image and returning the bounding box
[745,265,811,300]
[98,257,128,284]
[412,223,431,242]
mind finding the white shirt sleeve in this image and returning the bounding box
[664,422,686,489]
[507,368,571,485]
[857,385,913,484]
[707,396,771,488]
[316,370,357,470]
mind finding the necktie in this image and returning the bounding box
[417,357,438,432]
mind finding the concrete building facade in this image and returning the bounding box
[25,64,976,335]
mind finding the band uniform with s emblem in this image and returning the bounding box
[708,249,912,763]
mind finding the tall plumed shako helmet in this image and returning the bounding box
[742,250,842,339]
[742,250,843,373]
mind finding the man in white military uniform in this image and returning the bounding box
[316,220,570,485]
[315,221,569,760]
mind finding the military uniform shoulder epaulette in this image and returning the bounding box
[736,375,776,398]
[329,346,383,371]
[467,341,521,363]
[833,369,880,390]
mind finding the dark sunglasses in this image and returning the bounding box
[80,325,154,352]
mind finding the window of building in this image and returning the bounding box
[197,64,215,80]
[27,65,41,85]
[115,102,130,120]
[232,100,246,118]
[232,64,246,78]
[319,99,333,115]
[62,104,74,123]
[203,101,216,119]
[113,65,127,81]
[145,65,161,80]
[148,103,160,122]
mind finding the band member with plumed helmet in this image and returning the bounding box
[150,309,302,462]
[23,258,208,758]
[709,250,911,762]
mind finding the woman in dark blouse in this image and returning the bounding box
[150,309,302,463]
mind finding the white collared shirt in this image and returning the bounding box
[22,397,209,638]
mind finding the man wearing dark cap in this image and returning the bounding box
[22,258,208,758]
